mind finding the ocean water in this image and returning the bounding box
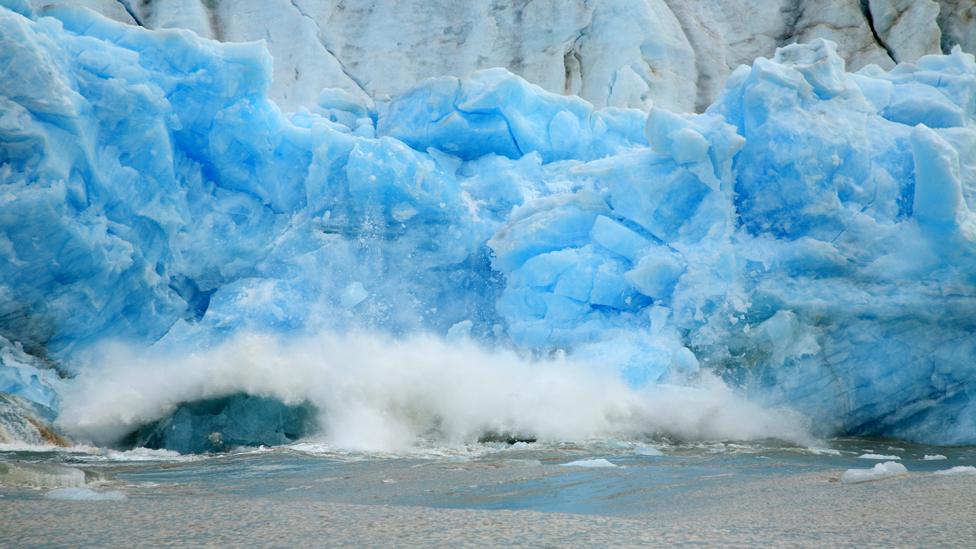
[2,439,975,547]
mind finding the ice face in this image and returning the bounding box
[25,0,975,114]
[1,5,976,447]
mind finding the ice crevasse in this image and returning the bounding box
[1,2,976,447]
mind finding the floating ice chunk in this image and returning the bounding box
[858,453,902,460]
[44,487,127,501]
[841,461,908,484]
[923,454,948,461]
[935,466,976,476]
[561,458,618,468]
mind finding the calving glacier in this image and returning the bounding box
[1,2,976,452]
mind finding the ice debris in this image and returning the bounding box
[841,462,909,484]
[935,466,976,476]
[561,458,618,468]
[44,487,127,501]
[1,6,976,447]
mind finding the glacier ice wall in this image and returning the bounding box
[2,4,976,445]
[25,0,976,113]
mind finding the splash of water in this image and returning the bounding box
[59,332,812,452]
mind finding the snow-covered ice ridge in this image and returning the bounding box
[25,0,976,113]
[2,2,976,446]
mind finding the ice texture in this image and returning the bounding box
[1,5,976,447]
[26,0,974,113]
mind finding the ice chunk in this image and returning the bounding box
[841,461,908,484]
[561,458,618,468]
[44,487,127,501]
[935,466,976,476]
[858,453,901,460]
[625,248,686,300]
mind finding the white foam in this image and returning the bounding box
[841,461,908,484]
[59,331,813,453]
[102,448,186,462]
[923,454,948,461]
[562,458,618,468]
[805,447,841,456]
[935,466,976,476]
[44,487,127,501]
[858,453,901,460]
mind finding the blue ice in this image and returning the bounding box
[1,4,976,445]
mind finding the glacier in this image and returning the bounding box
[1,2,976,449]
[25,0,976,113]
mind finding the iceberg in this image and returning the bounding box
[1,4,976,448]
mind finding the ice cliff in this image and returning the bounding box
[1,2,976,448]
[25,0,976,113]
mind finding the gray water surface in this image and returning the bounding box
[2,439,975,547]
